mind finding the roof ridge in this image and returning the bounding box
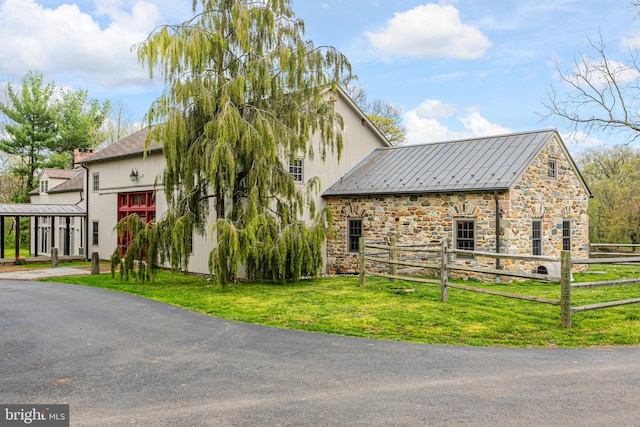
[375,128,558,151]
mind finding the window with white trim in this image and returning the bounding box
[92,172,100,192]
[289,158,303,182]
[92,221,99,246]
[548,160,557,179]
[532,219,542,255]
[40,179,48,193]
[455,219,476,258]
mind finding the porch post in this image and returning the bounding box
[64,216,71,256]
[34,216,39,257]
[50,216,55,250]
[14,216,20,259]
[0,216,4,259]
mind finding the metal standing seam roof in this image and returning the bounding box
[323,129,570,197]
[0,204,86,216]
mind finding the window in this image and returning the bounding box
[532,220,542,255]
[40,179,48,193]
[348,218,362,252]
[40,218,49,253]
[92,221,99,246]
[455,219,475,257]
[289,158,303,182]
[548,160,557,179]
[562,219,571,251]
[92,173,100,192]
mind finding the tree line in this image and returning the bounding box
[0,72,141,202]
[577,146,640,246]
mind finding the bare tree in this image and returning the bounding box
[540,29,640,143]
[344,84,406,145]
[101,99,143,148]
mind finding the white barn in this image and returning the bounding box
[75,88,391,274]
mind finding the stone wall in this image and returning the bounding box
[501,134,590,272]
[324,135,590,278]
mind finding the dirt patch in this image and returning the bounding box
[0,264,33,273]
[72,264,112,273]
[0,261,111,274]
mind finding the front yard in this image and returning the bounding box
[43,263,640,348]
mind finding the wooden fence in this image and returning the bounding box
[359,237,640,327]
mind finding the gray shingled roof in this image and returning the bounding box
[323,129,582,197]
[48,170,83,193]
[42,168,78,179]
[79,128,161,164]
[28,169,83,195]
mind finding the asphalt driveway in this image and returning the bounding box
[1,280,639,426]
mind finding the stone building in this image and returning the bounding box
[322,129,591,276]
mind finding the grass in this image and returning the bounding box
[3,247,30,259]
[41,263,640,348]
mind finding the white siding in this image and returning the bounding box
[85,91,387,275]
[301,91,390,221]
[29,187,85,257]
[87,153,165,262]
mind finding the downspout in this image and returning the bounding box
[494,190,501,270]
[81,163,90,262]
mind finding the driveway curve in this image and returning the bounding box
[1,280,639,426]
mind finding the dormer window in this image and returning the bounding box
[40,179,48,193]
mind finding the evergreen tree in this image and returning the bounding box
[53,89,110,168]
[0,72,57,200]
[0,72,110,198]
[133,0,352,284]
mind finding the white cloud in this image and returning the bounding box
[571,57,640,88]
[404,101,510,144]
[561,131,608,153]
[458,110,511,136]
[0,0,161,88]
[413,99,457,119]
[622,33,640,50]
[364,4,491,60]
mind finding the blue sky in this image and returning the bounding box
[0,0,638,153]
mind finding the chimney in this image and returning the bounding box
[74,148,94,165]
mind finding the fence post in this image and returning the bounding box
[359,237,366,286]
[390,235,397,283]
[91,252,101,275]
[560,250,571,328]
[51,247,59,268]
[440,239,449,302]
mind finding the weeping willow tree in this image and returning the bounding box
[128,0,352,284]
[111,214,160,282]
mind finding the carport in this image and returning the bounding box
[0,203,86,259]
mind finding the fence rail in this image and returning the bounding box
[359,238,640,328]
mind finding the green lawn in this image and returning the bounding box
[42,264,640,348]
